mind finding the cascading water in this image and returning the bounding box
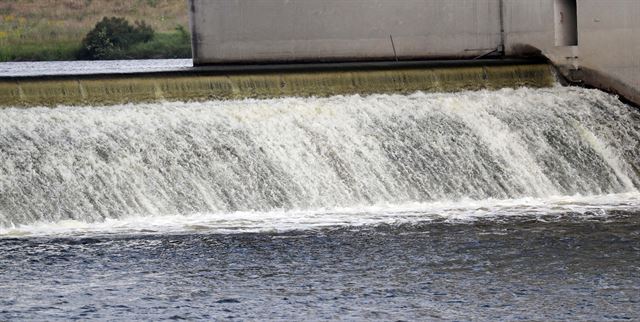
[1,86,640,234]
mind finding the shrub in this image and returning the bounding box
[78,17,155,60]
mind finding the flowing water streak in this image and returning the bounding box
[1,86,640,233]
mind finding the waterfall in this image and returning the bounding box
[1,86,640,228]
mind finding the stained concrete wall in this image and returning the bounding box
[189,0,640,105]
[189,0,502,64]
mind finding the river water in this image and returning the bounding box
[1,60,639,320]
[0,59,193,77]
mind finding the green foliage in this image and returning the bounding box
[124,31,191,59]
[0,18,191,61]
[78,16,155,60]
[175,24,189,43]
[81,27,114,59]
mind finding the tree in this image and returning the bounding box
[78,17,155,60]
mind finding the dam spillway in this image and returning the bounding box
[1,85,640,232]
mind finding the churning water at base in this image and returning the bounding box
[1,193,640,237]
[2,86,640,235]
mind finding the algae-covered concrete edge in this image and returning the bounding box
[0,62,554,108]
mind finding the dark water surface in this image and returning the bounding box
[1,213,639,321]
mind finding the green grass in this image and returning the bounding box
[116,31,192,60]
[0,32,191,62]
[0,40,81,62]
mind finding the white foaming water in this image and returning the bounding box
[1,86,640,236]
[2,192,639,237]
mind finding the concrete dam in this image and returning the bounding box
[3,2,640,320]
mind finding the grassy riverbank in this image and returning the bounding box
[0,0,190,61]
[0,32,191,61]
